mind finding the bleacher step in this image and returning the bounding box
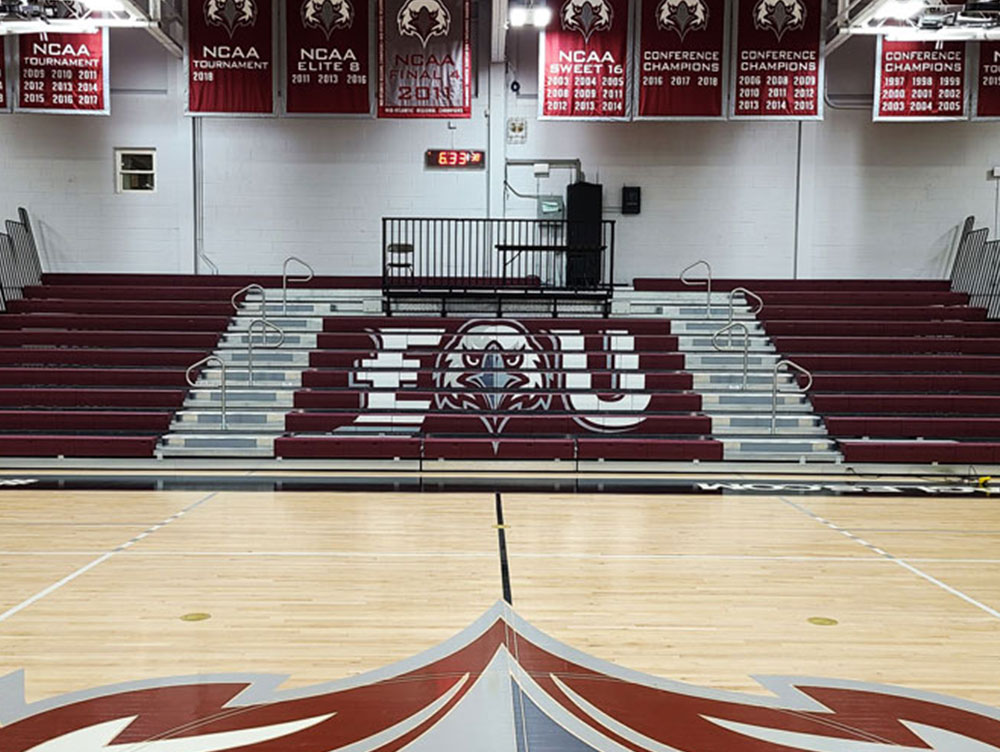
[159,432,277,457]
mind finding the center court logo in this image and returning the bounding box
[654,0,708,41]
[301,0,354,38]
[752,0,805,41]
[560,0,614,43]
[204,0,258,37]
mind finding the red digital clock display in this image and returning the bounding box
[425,149,486,169]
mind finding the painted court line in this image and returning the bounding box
[0,491,218,624]
[780,496,1000,622]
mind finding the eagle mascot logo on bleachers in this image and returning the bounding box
[560,0,613,43]
[433,321,558,434]
[204,0,257,37]
[396,0,451,48]
[301,0,354,39]
[654,0,708,41]
[751,0,805,41]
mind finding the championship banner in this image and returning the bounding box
[15,31,109,115]
[188,0,275,114]
[284,0,371,114]
[377,0,470,118]
[973,41,1000,120]
[730,0,823,120]
[1,38,9,112]
[874,38,967,121]
[539,0,631,119]
[635,0,727,119]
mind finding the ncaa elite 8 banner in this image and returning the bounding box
[188,0,275,114]
[539,0,632,119]
[730,0,823,119]
[377,0,471,117]
[635,0,727,118]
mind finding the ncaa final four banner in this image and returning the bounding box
[539,0,631,119]
[15,31,109,115]
[729,0,823,120]
[284,0,371,114]
[635,0,728,119]
[874,38,967,121]
[377,0,470,118]
[972,42,1000,120]
[188,0,275,114]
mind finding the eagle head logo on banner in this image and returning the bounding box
[396,0,452,48]
[433,321,557,434]
[654,0,708,41]
[301,0,354,38]
[204,0,258,37]
[560,0,613,43]
[751,0,805,41]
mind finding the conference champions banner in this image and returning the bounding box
[972,41,1000,120]
[539,0,631,120]
[377,0,470,118]
[15,31,109,115]
[634,0,727,119]
[284,0,371,114]
[874,38,967,121]
[729,0,823,120]
[188,0,275,114]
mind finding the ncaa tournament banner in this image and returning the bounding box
[188,0,275,114]
[729,0,823,120]
[972,42,1000,120]
[874,38,967,121]
[284,0,371,114]
[15,31,109,115]
[635,0,727,119]
[377,0,471,118]
[539,0,631,119]
[1,38,9,113]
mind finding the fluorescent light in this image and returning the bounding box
[531,5,551,26]
[509,5,528,26]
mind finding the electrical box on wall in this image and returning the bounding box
[537,195,565,222]
[622,186,641,215]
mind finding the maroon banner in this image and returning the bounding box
[15,31,108,115]
[875,38,966,121]
[284,0,370,114]
[635,0,726,118]
[0,38,8,112]
[973,41,1000,120]
[730,0,822,119]
[377,0,470,118]
[539,0,631,119]
[188,0,274,114]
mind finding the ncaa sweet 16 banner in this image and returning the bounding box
[635,0,727,118]
[284,0,371,114]
[875,39,967,120]
[188,0,275,114]
[539,0,631,119]
[15,31,109,115]
[730,0,823,119]
[377,0,471,118]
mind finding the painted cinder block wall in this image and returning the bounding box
[0,24,996,280]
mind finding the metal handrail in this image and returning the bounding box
[680,260,712,318]
[232,283,267,320]
[186,355,227,430]
[726,287,764,347]
[246,318,285,386]
[772,359,813,435]
[711,321,750,390]
[282,256,314,314]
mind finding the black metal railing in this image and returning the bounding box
[0,208,43,313]
[950,215,1000,318]
[382,217,615,296]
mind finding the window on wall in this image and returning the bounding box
[115,149,156,193]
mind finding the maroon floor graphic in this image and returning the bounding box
[0,603,998,750]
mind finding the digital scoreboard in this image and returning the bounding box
[425,150,486,169]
